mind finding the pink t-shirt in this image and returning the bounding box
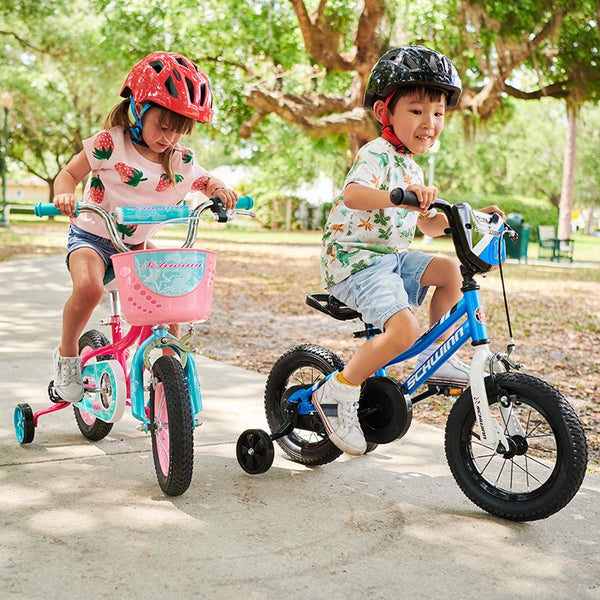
[73,127,211,245]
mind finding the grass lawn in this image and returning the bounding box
[1,211,599,266]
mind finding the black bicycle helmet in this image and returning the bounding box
[364,45,462,109]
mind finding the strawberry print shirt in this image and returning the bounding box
[74,127,211,245]
[320,137,424,288]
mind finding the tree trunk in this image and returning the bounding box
[558,100,577,240]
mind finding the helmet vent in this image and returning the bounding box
[186,77,196,102]
[172,68,181,81]
[164,76,179,98]
[149,60,164,74]
[175,56,189,68]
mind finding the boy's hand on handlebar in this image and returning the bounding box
[53,193,78,216]
[405,184,437,213]
[212,187,238,211]
[478,205,506,221]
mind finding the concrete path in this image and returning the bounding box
[1,256,599,600]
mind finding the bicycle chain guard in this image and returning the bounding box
[359,376,413,444]
[80,360,127,423]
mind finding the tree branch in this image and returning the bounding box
[504,82,569,100]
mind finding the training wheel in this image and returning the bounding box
[236,429,275,475]
[14,403,35,444]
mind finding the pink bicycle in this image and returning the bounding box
[14,196,253,496]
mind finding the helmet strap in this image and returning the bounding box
[380,92,413,155]
[129,98,151,147]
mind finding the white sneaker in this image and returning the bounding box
[416,344,470,386]
[52,347,84,403]
[312,373,367,456]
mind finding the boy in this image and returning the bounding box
[315,46,504,456]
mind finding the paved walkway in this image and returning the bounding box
[1,256,599,600]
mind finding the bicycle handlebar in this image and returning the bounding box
[34,195,255,253]
[34,195,253,219]
[392,188,513,274]
[395,188,507,232]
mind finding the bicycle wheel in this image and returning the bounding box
[75,330,114,441]
[264,344,344,466]
[150,355,194,496]
[445,372,587,521]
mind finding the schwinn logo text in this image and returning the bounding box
[474,399,487,439]
[140,261,203,269]
[407,327,465,389]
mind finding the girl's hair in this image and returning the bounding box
[104,99,196,185]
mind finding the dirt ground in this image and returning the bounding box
[191,238,600,471]
[2,232,599,469]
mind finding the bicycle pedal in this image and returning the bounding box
[427,381,465,396]
[47,380,64,404]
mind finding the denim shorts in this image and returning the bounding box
[328,251,434,331]
[66,225,133,271]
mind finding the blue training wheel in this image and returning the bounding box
[14,403,35,444]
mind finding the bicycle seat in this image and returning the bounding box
[305,293,362,321]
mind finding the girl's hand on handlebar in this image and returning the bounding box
[53,193,79,216]
[212,187,238,210]
[478,205,506,221]
[405,184,437,213]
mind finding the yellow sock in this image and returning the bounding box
[337,372,360,387]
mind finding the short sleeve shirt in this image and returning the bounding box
[320,137,424,288]
[73,127,211,245]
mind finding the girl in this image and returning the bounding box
[52,51,238,403]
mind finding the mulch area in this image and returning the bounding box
[2,231,598,471]
[194,238,599,471]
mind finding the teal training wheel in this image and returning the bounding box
[14,403,35,444]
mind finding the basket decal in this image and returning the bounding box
[133,250,207,297]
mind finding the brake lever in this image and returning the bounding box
[209,197,229,223]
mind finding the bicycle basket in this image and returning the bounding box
[111,248,216,325]
[450,203,506,273]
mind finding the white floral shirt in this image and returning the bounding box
[320,137,424,287]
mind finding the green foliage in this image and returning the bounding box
[1,0,599,227]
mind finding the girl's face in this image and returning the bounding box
[137,105,184,159]
[375,90,446,155]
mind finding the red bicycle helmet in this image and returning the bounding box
[121,51,213,123]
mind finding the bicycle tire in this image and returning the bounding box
[75,330,114,441]
[265,344,344,466]
[150,355,194,496]
[445,372,587,521]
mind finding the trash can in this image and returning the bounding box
[505,213,531,263]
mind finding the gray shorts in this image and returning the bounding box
[328,251,434,330]
[66,225,133,271]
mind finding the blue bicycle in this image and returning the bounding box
[237,192,587,521]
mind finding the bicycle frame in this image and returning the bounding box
[80,289,203,428]
[26,196,254,431]
[341,263,523,456]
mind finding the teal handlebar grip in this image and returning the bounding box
[235,196,254,210]
[34,202,76,217]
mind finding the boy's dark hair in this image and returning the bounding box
[386,86,448,113]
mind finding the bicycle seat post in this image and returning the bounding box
[108,290,121,318]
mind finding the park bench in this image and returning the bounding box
[537,225,575,262]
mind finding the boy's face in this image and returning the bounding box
[374,90,446,155]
